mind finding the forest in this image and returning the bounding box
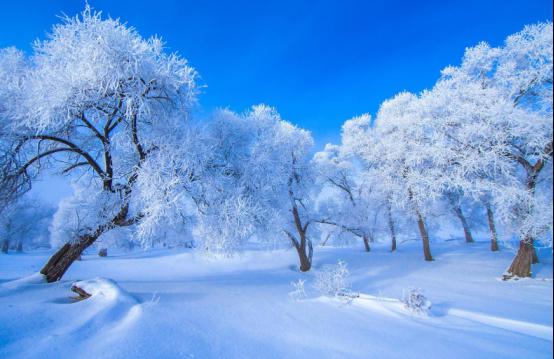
[0,5,552,359]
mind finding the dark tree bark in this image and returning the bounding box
[408,188,433,261]
[41,235,98,282]
[286,205,313,272]
[295,241,313,272]
[415,209,433,261]
[504,237,534,279]
[40,205,131,282]
[71,284,91,301]
[485,204,499,252]
[285,154,313,272]
[387,202,397,252]
[363,235,371,252]
[531,239,539,264]
[1,239,8,254]
[320,233,331,247]
[453,205,474,243]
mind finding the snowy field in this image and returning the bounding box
[1,241,552,359]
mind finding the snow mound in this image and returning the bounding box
[1,272,46,290]
[72,278,136,303]
[62,278,142,343]
[350,293,407,318]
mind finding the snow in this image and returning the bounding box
[1,241,552,358]
[1,272,46,290]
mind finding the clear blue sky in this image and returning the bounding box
[1,0,552,147]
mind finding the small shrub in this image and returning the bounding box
[314,260,353,299]
[401,288,432,315]
[289,279,307,301]
[144,292,161,307]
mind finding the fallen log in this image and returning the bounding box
[70,283,92,301]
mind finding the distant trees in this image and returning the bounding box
[326,94,441,261]
[314,117,382,253]
[0,196,53,253]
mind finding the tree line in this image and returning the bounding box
[0,7,551,281]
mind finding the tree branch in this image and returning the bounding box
[20,135,106,180]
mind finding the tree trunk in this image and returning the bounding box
[40,234,97,282]
[387,203,397,252]
[486,204,499,252]
[295,242,312,272]
[40,221,113,282]
[505,237,534,279]
[363,235,371,252]
[40,204,131,282]
[16,241,23,253]
[453,205,474,243]
[415,209,433,261]
[1,239,9,254]
[320,233,331,247]
[525,174,540,263]
[530,237,539,264]
[297,230,313,272]
[288,205,313,272]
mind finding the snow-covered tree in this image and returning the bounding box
[135,104,317,269]
[340,114,401,252]
[0,6,197,281]
[205,106,316,270]
[369,92,445,261]
[432,22,553,277]
[0,48,30,211]
[314,116,385,252]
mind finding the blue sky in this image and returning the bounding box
[1,1,551,146]
[1,1,552,204]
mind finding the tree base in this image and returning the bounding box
[41,234,98,282]
[505,240,534,279]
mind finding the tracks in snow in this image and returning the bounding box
[350,293,552,341]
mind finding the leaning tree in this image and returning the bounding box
[0,7,197,282]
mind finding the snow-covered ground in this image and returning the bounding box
[0,241,552,358]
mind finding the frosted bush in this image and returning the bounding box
[314,260,352,298]
[144,292,161,308]
[288,279,307,301]
[401,288,432,315]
